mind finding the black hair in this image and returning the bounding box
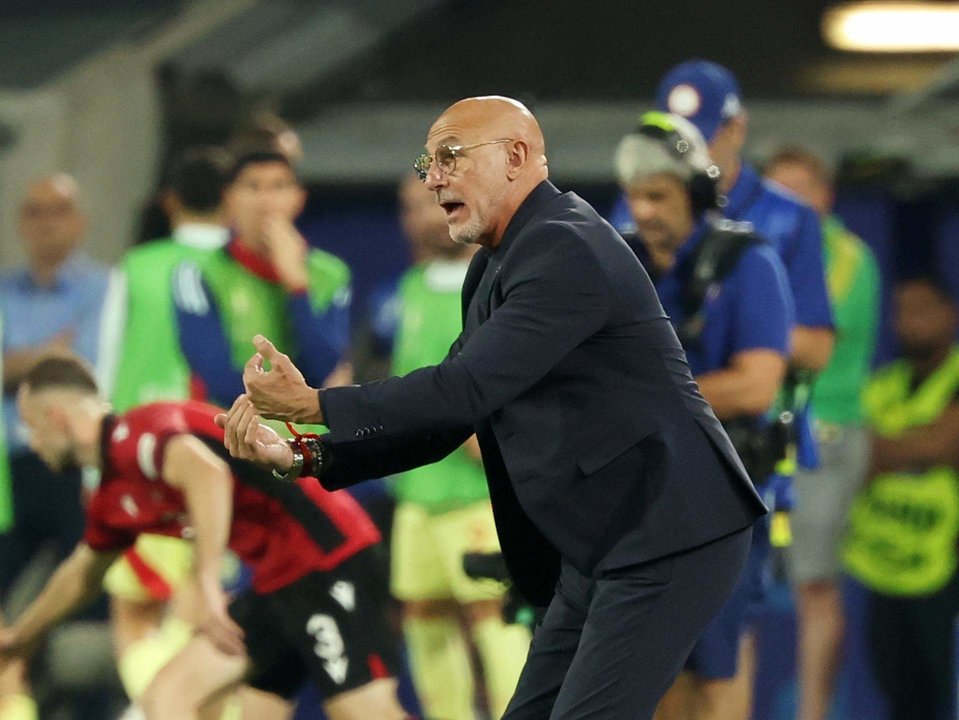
[896,270,956,305]
[226,151,298,186]
[168,147,229,213]
[228,113,299,159]
[23,354,99,395]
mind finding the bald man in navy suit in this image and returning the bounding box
[219,95,766,720]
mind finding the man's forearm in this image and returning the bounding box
[872,433,959,474]
[871,404,959,474]
[790,326,834,373]
[181,470,233,584]
[11,546,109,650]
[696,369,777,419]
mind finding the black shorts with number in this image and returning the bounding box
[228,547,398,700]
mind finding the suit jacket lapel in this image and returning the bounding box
[461,249,493,334]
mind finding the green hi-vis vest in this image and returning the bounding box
[0,316,12,532]
[843,347,959,596]
[391,260,489,512]
[111,240,221,412]
[201,247,351,434]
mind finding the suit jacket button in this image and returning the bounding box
[354,430,363,437]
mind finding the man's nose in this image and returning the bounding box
[424,164,446,191]
[632,202,655,222]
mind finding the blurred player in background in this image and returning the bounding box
[98,149,235,711]
[0,355,408,720]
[172,151,352,409]
[390,174,529,719]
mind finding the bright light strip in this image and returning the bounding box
[823,2,959,52]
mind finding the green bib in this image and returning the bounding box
[111,240,220,411]
[202,249,349,370]
[843,348,959,595]
[812,217,879,425]
[391,260,489,512]
[201,247,350,436]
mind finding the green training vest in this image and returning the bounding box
[111,240,221,411]
[843,347,959,596]
[201,247,350,434]
[390,260,489,512]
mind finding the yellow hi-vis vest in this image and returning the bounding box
[843,347,959,596]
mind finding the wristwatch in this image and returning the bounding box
[272,444,304,482]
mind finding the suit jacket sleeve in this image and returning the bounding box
[319,224,611,483]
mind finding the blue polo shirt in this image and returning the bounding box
[611,164,832,331]
[724,164,832,330]
[0,253,110,453]
[634,223,793,382]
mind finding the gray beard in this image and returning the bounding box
[450,214,484,246]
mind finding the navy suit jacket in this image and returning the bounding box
[319,181,766,605]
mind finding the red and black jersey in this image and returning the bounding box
[86,401,380,593]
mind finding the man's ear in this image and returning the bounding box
[292,185,308,217]
[505,140,530,179]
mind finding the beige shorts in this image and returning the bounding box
[390,500,507,603]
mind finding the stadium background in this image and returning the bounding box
[2,1,959,718]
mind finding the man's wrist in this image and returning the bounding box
[293,385,323,424]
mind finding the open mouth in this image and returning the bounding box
[440,201,465,219]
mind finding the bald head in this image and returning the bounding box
[429,96,547,176]
[435,96,546,159]
[424,96,549,248]
[19,173,86,277]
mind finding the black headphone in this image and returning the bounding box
[634,112,720,217]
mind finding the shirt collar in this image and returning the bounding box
[226,239,281,283]
[173,223,229,250]
[723,162,764,219]
[22,252,86,292]
[494,180,562,258]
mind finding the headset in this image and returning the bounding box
[634,111,721,217]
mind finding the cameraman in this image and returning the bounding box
[614,112,793,720]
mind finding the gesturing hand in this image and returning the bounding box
[215,395,295,471]
[242,335,323,423]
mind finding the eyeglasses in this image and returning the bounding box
[413,139,513,182]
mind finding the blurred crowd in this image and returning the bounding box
[0,58,957,720]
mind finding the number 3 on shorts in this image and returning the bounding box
[306,613,348,684]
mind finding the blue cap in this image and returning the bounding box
[656,60,742,142]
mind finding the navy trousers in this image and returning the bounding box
[502,525,752,720]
